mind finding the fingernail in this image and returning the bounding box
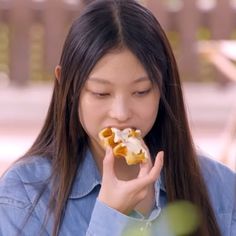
[160,151,164,163]
[158,151,164,162]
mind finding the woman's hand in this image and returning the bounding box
[98,146,164,215]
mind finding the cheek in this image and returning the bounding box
[78,95,95,135]
[142,104,159,124]
[142,93,159,117]
[78,95,106,138]
[139,97,160,135]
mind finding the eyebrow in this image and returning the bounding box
[88,76,150,84]
[133,76,150,83]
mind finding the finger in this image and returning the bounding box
[138,161,150,178]
[130,151,164,188]
[147,151,164,182]
[138,142,152,177]
[102,146,115,179]
[138,152,152,177]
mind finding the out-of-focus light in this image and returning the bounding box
[32,0,46,2]
[197,0,216,11]
[219,41,236,61]
[231,0,236,9]
[0,72,9,88]
[63,0,78,5]
[164,0,183,12]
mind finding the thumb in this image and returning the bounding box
[102,146,115,179]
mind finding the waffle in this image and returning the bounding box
[98,127,148,165]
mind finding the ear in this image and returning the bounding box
[54,65,61,83]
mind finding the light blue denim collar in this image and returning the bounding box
[69,149,102,199]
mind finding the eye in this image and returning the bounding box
[92,92,110,98]
[133,88,151,96]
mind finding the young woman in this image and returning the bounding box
[0,1,235,235]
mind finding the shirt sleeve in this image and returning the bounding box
[86,199,161,236]
[86,178,163,236]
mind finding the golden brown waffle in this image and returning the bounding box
[98,127,148,165]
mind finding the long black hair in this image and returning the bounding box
[23,1,221,235]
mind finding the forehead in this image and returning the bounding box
[88,48,148,83]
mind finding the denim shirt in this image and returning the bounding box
[0,150,235,236]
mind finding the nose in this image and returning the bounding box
[109,96,131,122]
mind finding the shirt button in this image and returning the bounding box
[146,222,152,227]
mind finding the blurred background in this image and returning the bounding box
[0,0,236,175]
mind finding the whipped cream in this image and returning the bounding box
[111,128,147,156]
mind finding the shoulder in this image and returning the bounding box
[198,155,235,183]
[0,156,52,208]
[198,155,235,212]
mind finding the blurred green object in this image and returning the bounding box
[30,23,45,81]
[0,23,9,76]
[197,27,211,40]
[163,200,201,235]
[122,200,200,236]
[123,226,150,236]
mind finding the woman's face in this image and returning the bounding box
[78,48,160,156]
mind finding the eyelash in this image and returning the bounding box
[91,88,151,98]
[133,88,151,96]
[92,92,110,98]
